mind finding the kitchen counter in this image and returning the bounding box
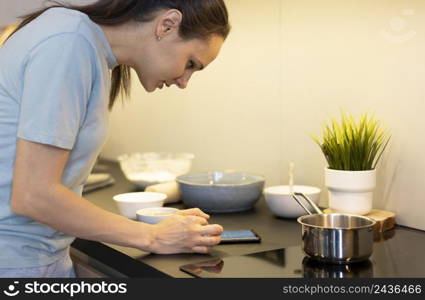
[71,160,425,278]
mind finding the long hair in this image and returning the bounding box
[6,0,231,110]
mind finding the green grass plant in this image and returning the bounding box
[313,112,390,171]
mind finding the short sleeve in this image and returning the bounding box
[17,33,95,150]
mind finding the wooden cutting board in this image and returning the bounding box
[323,208,396,233]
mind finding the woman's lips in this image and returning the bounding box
[158,81,172,89]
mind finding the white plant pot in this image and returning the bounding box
[325,168,376,215]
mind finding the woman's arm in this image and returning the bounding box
[11,139,222,253]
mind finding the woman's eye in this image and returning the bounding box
[186,60,195,69]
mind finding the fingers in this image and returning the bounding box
[200,224,224,236]
[195,235,221,247]
[151,213,222,255]
[168,214,208,225]
[178,208,210,219]
[187,215,208,226]
[191,246,209,254]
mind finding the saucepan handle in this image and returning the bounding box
[292,192,323,215]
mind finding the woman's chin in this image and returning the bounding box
[142,83,157,93]
[137,77,157,93]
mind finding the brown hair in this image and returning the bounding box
[7,0,231,110]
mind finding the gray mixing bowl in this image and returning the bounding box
[176,172,265,213]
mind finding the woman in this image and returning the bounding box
[0,0,230,277]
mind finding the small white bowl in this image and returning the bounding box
[113,192,167,219]
[136,207,179,224]
[264,185,321,218]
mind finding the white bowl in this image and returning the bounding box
[117,152,194,188]
[113,192,167,219]
[136,207,179,224]
[264,185,321,218]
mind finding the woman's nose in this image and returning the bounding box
[175,72,193,89]
[175,78,187,89]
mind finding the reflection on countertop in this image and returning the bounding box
[180,239,423,278]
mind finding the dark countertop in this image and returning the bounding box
[72,160,425,278]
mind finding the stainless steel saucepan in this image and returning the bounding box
[292,192,376,264]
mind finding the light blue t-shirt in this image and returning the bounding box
[0,8,117,268]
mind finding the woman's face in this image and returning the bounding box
[129,10,225,92]
[134,34,224,93]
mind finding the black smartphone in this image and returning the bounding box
[219,230,261,244]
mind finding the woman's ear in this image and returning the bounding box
[155,9,183,39]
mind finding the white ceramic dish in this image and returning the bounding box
[264,185,321,218]
[136,207,179,224]
[117,152,194,188]
[113,192,167,219]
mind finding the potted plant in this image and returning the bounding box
[313,112,390,215]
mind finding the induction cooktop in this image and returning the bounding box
[179,242,422,278]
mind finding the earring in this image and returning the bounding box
[157,36,161,41]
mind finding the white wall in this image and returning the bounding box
[2,0,424,230]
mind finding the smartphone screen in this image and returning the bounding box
[220,230,261,244]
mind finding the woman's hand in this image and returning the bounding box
[175,208,210,219]
[148,208,223,254]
